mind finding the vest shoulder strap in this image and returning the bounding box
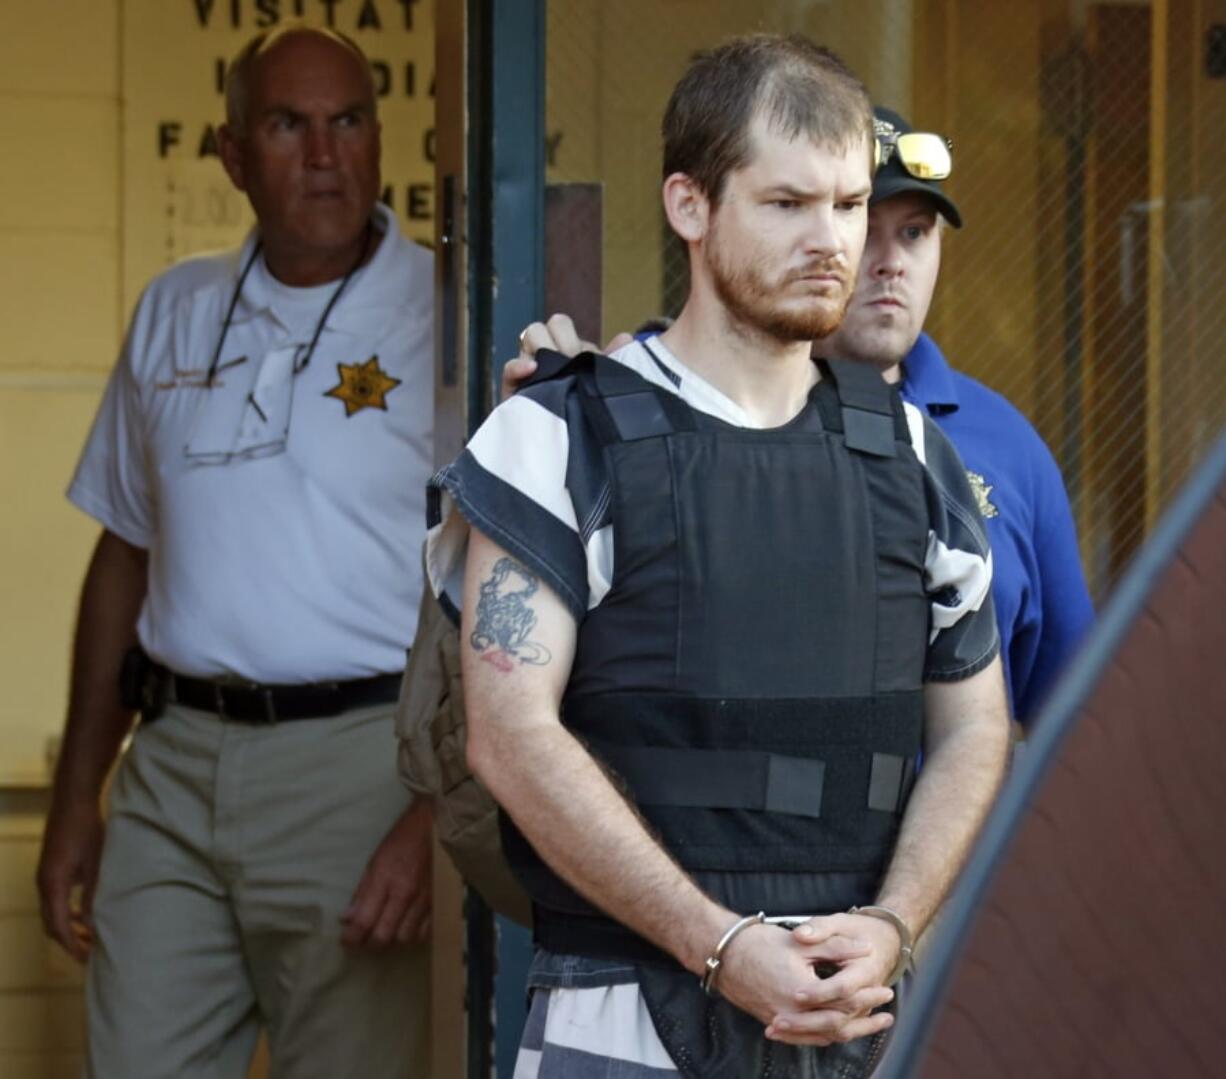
[820,358,912,457]
[517,348,696,445]
[582,352,697,446]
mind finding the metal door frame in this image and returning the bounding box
[434,1,545,1074]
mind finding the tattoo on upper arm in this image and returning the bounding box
[470,557,553,672]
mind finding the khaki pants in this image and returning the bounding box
[86,702,429,1078]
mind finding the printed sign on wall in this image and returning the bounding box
[122,0,434,310]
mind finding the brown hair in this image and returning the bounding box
[224,22,376,133]
[662,34,873,203]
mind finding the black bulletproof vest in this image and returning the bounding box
[503,349,932,966]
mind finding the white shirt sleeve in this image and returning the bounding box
[67,320,156,549]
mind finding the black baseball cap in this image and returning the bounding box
[871,106,963,228]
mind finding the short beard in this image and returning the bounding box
[708,242,851,343]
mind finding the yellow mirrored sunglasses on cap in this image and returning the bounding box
[874,131,953,181]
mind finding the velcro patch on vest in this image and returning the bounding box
[605,391,676,441]
[842,407,898,457]
[867,752,917,812]
[596,745,826,819]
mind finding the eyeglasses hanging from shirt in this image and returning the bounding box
[183,223,372,466]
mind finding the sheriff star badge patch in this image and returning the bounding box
[324,356,401,416]
[966,470,999,518]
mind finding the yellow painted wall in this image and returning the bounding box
[0,3,120,1065]
[0,0,121,789]
[0,795,85,1078]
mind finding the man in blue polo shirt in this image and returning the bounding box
[511,105,1093,726]
[814,107,1093,723]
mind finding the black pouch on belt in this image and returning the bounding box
[118,646,167,723]
[635,963,894,1079]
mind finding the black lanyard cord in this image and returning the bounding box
[293,223,371,374]
[206,241,264,386]
[206,221,374,387]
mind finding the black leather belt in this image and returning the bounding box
[162,667,402,724]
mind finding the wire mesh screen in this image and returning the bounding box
[544,0,1226,602]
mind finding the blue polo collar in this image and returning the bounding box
[900,332,960,416]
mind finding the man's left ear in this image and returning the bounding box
[217,124,247,192]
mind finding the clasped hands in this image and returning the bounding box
[715,911,903,1048]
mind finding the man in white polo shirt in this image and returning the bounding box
[36,25,432,1077]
